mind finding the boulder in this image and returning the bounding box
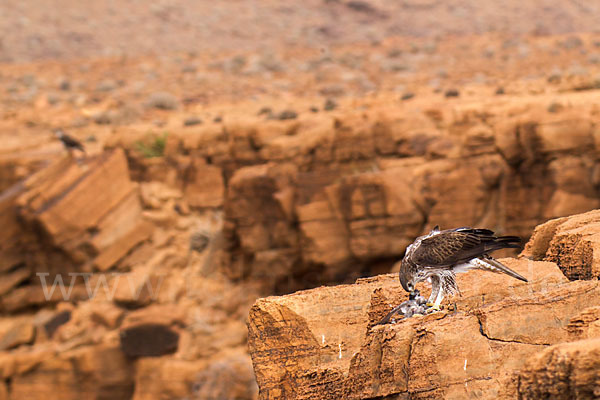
[518,338,600,399]
[522,209,600,279]
[15,149,153,273]
[120,324,179,358]
[17,150,133,246]
[42,310,71,338]
[0,320,35,351]
[132,351,258,400]
[9,344,134,400]
[89,302,124,329]
[567,306,600,340]
[181,158,225,208]
[112,268,164,308]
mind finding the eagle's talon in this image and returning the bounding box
[425,302,435,308]
[426,304,442,313]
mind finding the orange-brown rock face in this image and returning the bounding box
[518,338,600,399]
[2,96,600,400]
[122,93,590,292]
[9,344,134,400]
[0,149,153,311]
[248,255,600,399]
[0,142,260,400]
[523,209,600,280]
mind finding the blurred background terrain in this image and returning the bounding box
[2,0,600,62]
[1,1,600,399]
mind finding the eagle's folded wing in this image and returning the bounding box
[411,229,520,269]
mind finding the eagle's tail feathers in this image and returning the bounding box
[479,257,528,282]
[494,235,521,248]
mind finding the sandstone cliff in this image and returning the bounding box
[0,149,260,399]
[248,210,600,399]
[0,149,153,311]
[1,92,599,399]
[1,93,600,398]
[119,92,600,293]
[1,4,600,399]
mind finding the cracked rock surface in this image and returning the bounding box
[248,222,600,399]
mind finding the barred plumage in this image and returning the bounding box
[398,226,527,310]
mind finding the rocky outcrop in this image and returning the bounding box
[567,306,600,341]
[2,102,600,399]
[248,250,600,398]
[0,274,259,400]
[517,303,600,398]
[523,209,600,280]
[0,142,262,400]
[125,95,600,291]
[8,343,134,400]
[17,149,153,273]
[0,149,153,312]
[119,324,180,357]
[518,338,600,399]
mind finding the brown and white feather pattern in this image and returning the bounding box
[399,226,526,307]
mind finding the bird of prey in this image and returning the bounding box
[399,226,527,311]
[53,129,86,154]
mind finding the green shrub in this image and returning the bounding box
[135,132,167,158]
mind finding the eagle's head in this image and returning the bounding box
[399,260,416,294]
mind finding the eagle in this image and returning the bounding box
[398,226,527,311]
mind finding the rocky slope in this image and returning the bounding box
[159,89,600,292]
[0,149,260,399]
[1,57,600,399]
[2,128,599,398]
[2,5,600,398]
[248,210,600,399]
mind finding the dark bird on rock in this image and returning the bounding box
[398,226,526,311]
[53,129,85,154]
